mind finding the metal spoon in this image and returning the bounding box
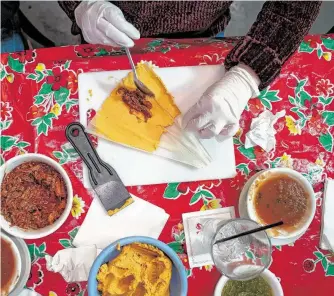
[124,47,155,97]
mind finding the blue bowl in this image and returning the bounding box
[88,236,188,296]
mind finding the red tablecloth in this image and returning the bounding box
[1,35,334,296]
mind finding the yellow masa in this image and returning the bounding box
[97,242,172,296]
[107,197,133,216]
[91,63,180,152]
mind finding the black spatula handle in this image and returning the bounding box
[65,122,112,186]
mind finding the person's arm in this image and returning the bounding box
[183,1,321,139]
[58,1,81,35]
[225,1,321,90]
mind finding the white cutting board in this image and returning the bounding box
[78,65,236,186]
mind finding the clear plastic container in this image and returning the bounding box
[211,218,272,280]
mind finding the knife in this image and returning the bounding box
[65,122,133,216]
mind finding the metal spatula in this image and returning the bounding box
[125,47,155,96]
[65,122,133,215]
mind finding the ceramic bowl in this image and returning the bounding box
[247,168,315,239]
[1,232,21,294]
[0,153,73,239]
[1,231,31,296]
[88,236,188,296]
[214,269,283,296]
[238,170,305,247]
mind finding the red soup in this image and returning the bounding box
[1,237,18,294]
[253,174,310,233]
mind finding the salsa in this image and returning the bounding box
[254,174,309,233]
[1,237,18,294]
[222,276,273,296]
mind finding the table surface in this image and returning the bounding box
[1,35,334,296]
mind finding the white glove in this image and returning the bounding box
[75,1,140,47]
[182,64,260,139]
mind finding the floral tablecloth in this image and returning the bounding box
[1,34,334,296]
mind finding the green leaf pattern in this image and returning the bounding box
[164,182,218,207]
[53,142,79,165]
[319,132,333,152]
[65,99,78,112]
[64,60,71,69]
[54,87,70,106]
[0,120,12,131]
[269,157,282,168]
[299,41,315,53]
[59,239,74,249]
[28,243,47,264]
[0,68,7,81]
[59,227,80,249]
[236,163,250,176]
[299,37,334,57]
[285,75,334,152]
[322,37,334,51]
[238,146,256,160]
[326,264,334,276]
[258,88,282,110]
[145,39,190,54]
[319,96,334,105]
[0,135,30,152]
[322,111,334,126]
[32,113,56,136]
[163,183,181,199]
[167,241,184,254]
[305,248,334,276]
[26,62,78,137]
[27,70,44,82]
[189,189,214,206]
[8,56,24,73]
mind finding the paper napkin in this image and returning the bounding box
[245,110,286,152]
[45,246,99,282]
[320,178,334,251]
[73,194,169,249]
[18,290,42,296]
[182,207,235,268]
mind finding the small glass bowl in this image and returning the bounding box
[211,218,272,281]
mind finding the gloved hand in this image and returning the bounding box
[182,64,260,140]
[75,1,140,47]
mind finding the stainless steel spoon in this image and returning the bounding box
[124,47,155,97]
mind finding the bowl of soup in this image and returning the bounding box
[1,231,31,296]
[1,232,21,295]
[247,168,315,239]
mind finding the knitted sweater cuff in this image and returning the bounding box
[225,36,282,90]
[58,1,81,35]
[225,1,321,90]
